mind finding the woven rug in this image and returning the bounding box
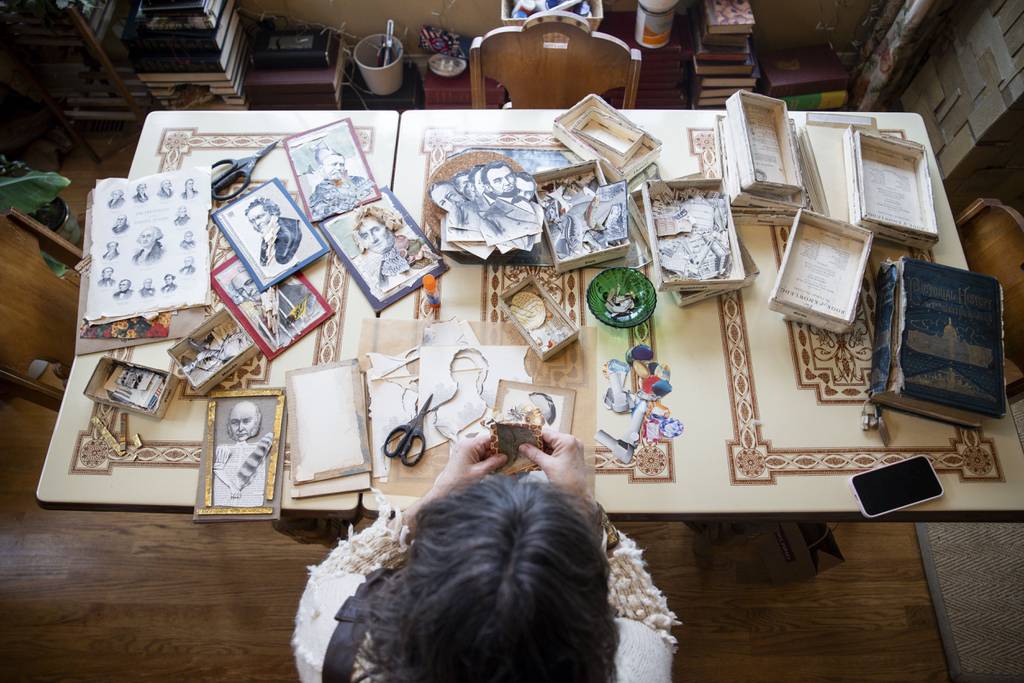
[917,522,1024,682]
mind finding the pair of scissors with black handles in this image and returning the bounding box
[383,394,434,467]
[210,140,279,201]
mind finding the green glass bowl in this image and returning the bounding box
[586,267,657,329]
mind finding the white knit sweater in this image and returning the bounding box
[292,494,679,682]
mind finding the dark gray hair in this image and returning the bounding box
[364,476,617,683]
[245,196,280,217]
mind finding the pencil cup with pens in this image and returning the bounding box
[354,20,404,96]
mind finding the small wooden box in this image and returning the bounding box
[500,0,604,30]
[554,94,662,182]
[168,308,260,395]
[843,128,939,249]
[534,160,630,273]
[571,110,644,168]
[498,276,580,361]
[724,91,804,197]
[769,209,874,334]
[640,178,747,292]
[84,357,179,418]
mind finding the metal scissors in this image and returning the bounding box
[383,394,433,467]
[210,140,279,201]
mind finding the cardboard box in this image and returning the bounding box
[500,0,604,30]
[554,94,662,182]
[84,357,179,418]
[844,128,939,248]
[717,115,804,215]
[533,160,630,272]
[498,276,580,361]
[724,90,804,197]
[640,177,747,292]
[167,309,260,395]
[769,209,873,334]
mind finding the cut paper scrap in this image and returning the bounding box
[366,348,420,381]
[430,350,488,447]
[367,379,418,481]
[422,317,481,347]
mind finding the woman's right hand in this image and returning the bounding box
[518,426,591,503]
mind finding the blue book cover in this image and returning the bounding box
[897,258,1005,417]
[868,261,899,396]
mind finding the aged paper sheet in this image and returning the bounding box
[745,107,787,185]
[862,148,923,228]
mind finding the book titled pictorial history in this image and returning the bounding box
[869,258,1005,427]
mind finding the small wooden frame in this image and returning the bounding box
[168,309,260,395]
[533,160,630,272]
[843,128,938,248]
[500,0,604,30]
[498,276,580,361]
[640,178,747,292]
[724,91,804,197]
[769,209,874,334]
[84,357,179,418]
[554,94,662,182]
[571,110,644,167]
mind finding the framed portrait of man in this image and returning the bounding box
[211,178,329,292]
[320,187,448,312]
[283,118,381,223]
[210,256,333,359]
[193,389,286,522]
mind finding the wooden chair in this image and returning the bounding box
[955,198,1024,399]
[470,11,641,109]
[0,208,82,410]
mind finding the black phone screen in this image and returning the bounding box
[851,456,943,516]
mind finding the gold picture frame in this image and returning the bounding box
[193,388,286,522]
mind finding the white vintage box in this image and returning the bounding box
[554,94,662,183]
[724,90,804,198]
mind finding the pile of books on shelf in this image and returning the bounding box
[689,0,758,109]
[757,44,848,110]
[246,31,344,110]
[123,0,249,110]
[600,11,692,109]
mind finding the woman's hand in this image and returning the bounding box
[427,433,506,502]
[518,426,591,503]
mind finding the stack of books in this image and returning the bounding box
[600,12,693,109]
[689,0,757,108]
[758,44,848,110]
[246,32,344,110]
[123,0,249,110]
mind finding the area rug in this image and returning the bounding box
[917,522,1024,683]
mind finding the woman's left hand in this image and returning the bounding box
[427,433,506,502]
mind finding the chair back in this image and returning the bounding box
[955,198,1024,385]
[0,209,81,409]
[470,11,641,109]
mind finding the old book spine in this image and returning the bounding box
[868,261,899,396]
[780,91,849,110]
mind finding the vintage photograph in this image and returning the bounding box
[539,174,628,262]
[211,256,333,359]
[495,380,576,433]
[320,187,447,311]
[175,315,255,390]
[284,118,380,222]
[211,178,329,292]
[194,389,285,522]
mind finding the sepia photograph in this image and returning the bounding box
[211,256,333,359]
[320,187,447,311]
[211,178,329,292]
[284,118,380,222]
[194,389,284,522]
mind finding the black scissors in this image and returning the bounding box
[210,140,279,201]
[383,394,433,467]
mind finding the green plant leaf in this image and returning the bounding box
[0,171,71,215]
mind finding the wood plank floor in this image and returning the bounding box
[0,135,950,682]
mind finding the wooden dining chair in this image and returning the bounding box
[0,208,82,410]
[470,11,641,109]
[955,198,1024,399]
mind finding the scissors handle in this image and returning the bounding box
[211,158,252,201]
[383,424,426,466]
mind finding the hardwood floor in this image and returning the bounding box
[2,397,949,682]
[0,133,949,681]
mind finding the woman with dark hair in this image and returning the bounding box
[292,428,678,682]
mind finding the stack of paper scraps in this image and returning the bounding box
[428,156,545,260]
[364,318,532,481]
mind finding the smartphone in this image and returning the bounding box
[849,456,944,518]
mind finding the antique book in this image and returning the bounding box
[869,258,1006,426]
[759,44,848,97]
[702,0,754,34]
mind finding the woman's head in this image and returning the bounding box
[366,476,617,683]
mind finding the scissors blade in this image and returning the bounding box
[254,140,279,160]
[417,394,433,419]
